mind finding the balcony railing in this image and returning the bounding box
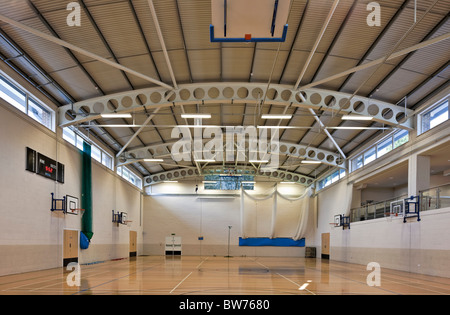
[420,183,450,212]
[349,183,450,223]
[350,194,408,222]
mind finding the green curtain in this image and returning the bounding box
[81,142,93,241]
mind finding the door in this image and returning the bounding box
[129,231,137,257]
[63,229,78,266]
[321,233,330,259]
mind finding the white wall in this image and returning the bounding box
[331,204,450,277]
[311,113,450,278]
[0,100,142,276]
[316,173,450,278]
[143,181,313,257]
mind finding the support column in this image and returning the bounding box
[408,154,430,197]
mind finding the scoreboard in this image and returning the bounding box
[26,147,64,183]
[37,153,57,180]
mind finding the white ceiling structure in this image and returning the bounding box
[0,0,449,186]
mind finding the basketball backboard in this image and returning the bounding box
[334,214,342,226]
[210,0,290,42]
[66,195,79,215]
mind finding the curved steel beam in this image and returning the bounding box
[143,165,315,187]
[58,82,414,129]
[117,138,344,168]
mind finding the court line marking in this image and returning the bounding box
[72,261,166,295]
[2,277,60,291]
[254,258,316,295]
[276,272,316,295]
[170,272,193,294]
[1,258,146,291]
[254,259,270,270]
[301,261,400,295]
[196,257,209,269]
[29,270,114,292]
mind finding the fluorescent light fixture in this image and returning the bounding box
[144,159,164,162]
[101,113,132,118]
[257,126,312,129]
[181,114,212,119]
[176,125,220,129]
[241,181,256,184]
[258,125,292,129]
[249,160,269,163]
[301,160,321,164]
[87,124,140,128]
[280,181,296,184]
[195,159,215,163]
[261,114,293,119]
[203,181,217,184]
[341,115,373,121]
[328,126,389,130]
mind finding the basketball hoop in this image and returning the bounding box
[385,212,398,217]
[71,208,85,216]
[123,220,133,227]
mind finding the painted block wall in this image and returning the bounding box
[0,101,142,276]
[330,208,450,278]
[316,178,450,278]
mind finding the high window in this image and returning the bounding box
[318,169,346,190]
[204,174,255,190]
[350,129,409,173]
[420,98,449,134]
[62,127,114,170]
[0,73,54,131]
[117,166,143,189]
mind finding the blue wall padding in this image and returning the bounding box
[239,237,305,247]
[80,231,90,250]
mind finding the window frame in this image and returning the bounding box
[62,126,114,172]
[317,168,346,191]
[116,166,143,190]
[0,72,55,131]
[393,129,409,149]
[349,129,409,173]
[204,174,255,191]
[363,146,376,165]
[376,137,393,158]
[419,98,449,134]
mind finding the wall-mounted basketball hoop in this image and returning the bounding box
[333,214,350,230]
[51,193,84,215]
[112,210,130,226]
[403,195,421,223]
[51,193,66,213]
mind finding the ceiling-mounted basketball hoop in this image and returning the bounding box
[210,0,290,43]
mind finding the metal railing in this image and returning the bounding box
[420,183,450,212]
[349,183,450,223]
[350,194,408,222]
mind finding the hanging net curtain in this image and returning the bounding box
[81,142,93,241]
[240,185,314,240]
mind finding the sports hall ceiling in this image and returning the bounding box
[0,0,449,184]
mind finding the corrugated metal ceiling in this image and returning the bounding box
[0,0,448,180]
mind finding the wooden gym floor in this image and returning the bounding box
[0,256,449,295]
